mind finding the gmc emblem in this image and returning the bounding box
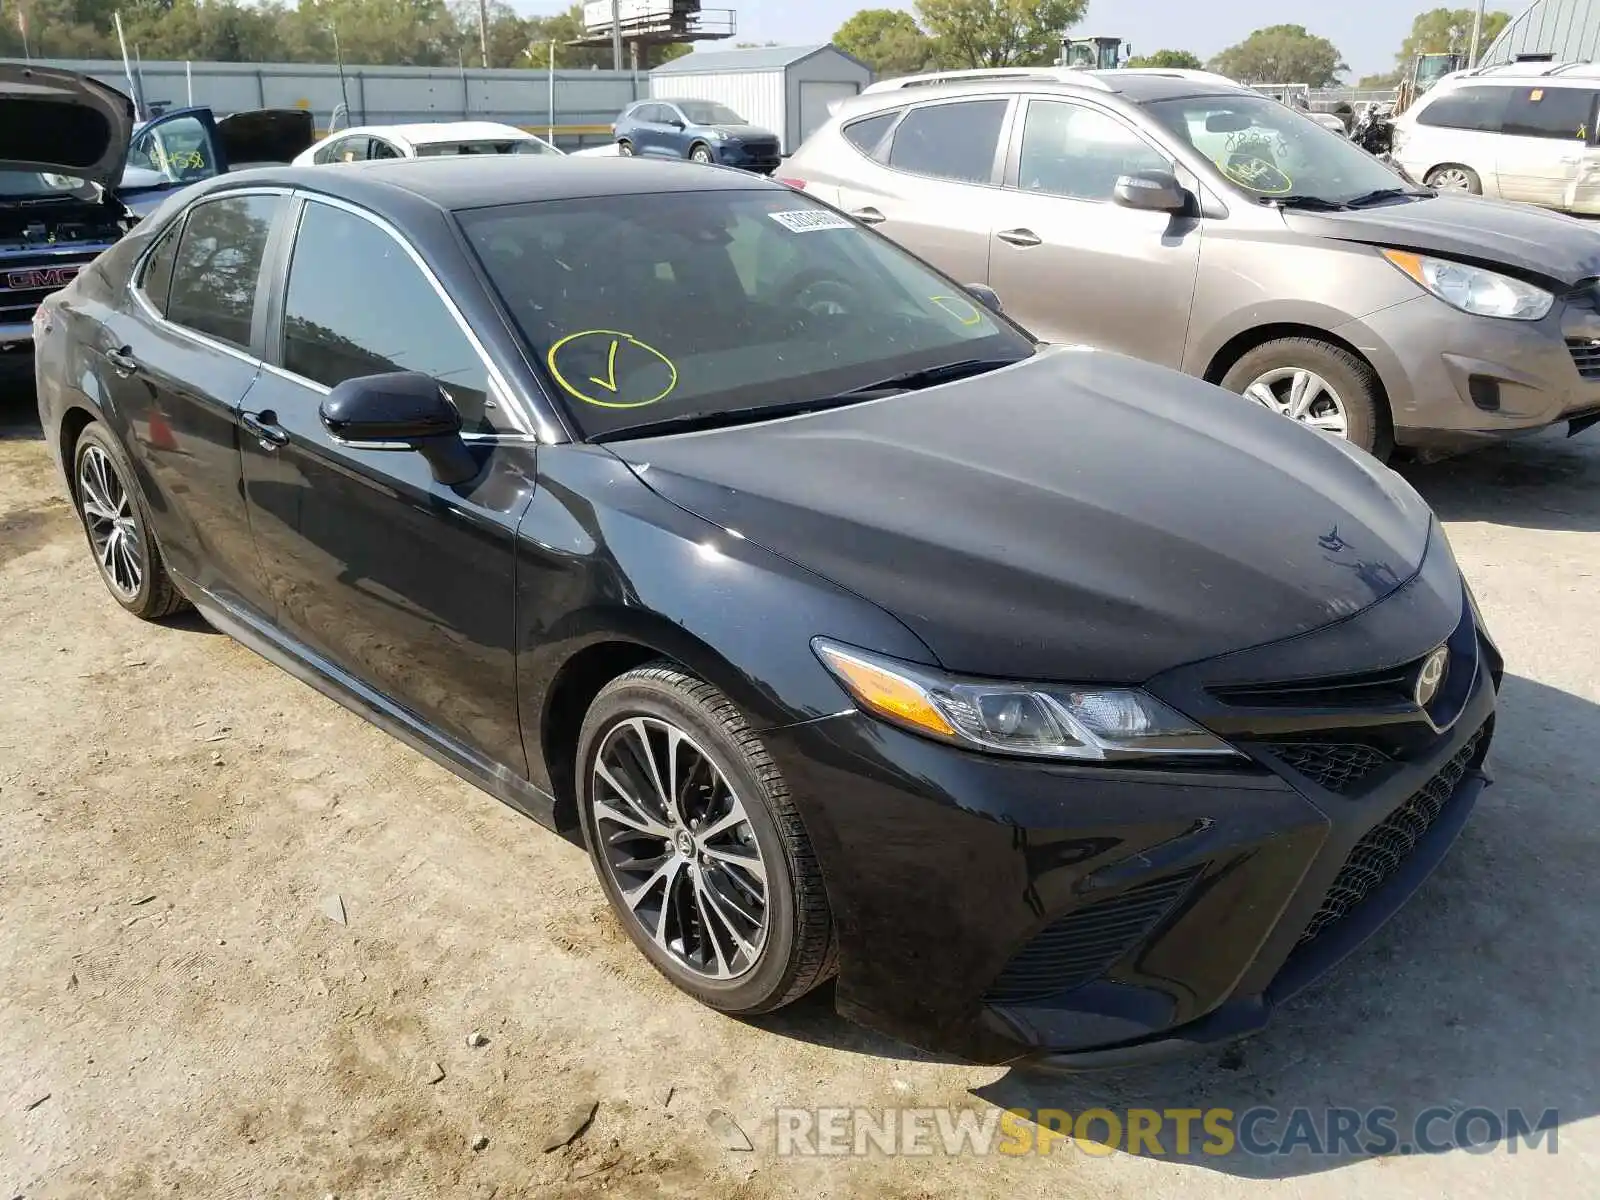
[5,265,82,290]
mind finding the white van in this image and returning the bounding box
[1392,63,1600,213]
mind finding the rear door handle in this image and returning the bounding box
[850,206,886,225]
[997,227,1042,247]
[240,409,289,450]
[105,345,140,376]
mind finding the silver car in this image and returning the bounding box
[784,68,1600,458]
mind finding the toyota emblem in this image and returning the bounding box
[1415,646,1449,708]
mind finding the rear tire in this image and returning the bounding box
[1220,337,1391,460]
[1425,163,1481,194]
[576,663,835,1016]
[71,421,188,620]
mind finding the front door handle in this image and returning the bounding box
[997,227,1042,247]
[105,345,140,376]
[240,409,289,451]
[851,206,886,225]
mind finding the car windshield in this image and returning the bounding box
[678,101,746,125]
[416,138,557,157]
[0,170,93,199]
[459,189,1034,439]
[1144,94,1414,205]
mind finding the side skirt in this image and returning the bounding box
[174,571,561,832]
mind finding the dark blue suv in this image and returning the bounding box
[612,99,781,173]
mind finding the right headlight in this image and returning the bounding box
[1381,249,1553,320]
[813,639,1242,763]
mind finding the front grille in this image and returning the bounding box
[1267,742,1391,795]
[984,870,1198,1006]
[1210,662,1415,709]
[1297,725,1486,947]
[0,253,100,326]
[1566,339,1600,380]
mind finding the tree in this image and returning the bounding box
[1356,70,1401,89]
[1208,24,1347,86]
[914,0,1086,69]
[1124,49,1203,69]
[1397,7,1511,63]
[834,8,933,76]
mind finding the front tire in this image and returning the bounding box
[1221,337,1391,459]
[576,664,835,1015]
[617,139,634,156]
[72,421,188,620]
[689,142,714,165]
[1425,163,1481,194]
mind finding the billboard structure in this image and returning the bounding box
[574,0,736,68]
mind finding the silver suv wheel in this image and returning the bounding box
[1242,367,1350,439]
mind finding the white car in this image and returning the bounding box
[1391,63,1600,212]
[293,121,563,166]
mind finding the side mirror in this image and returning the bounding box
[319,371,478,486]
[1112,169,1188,214]
[667,118,685,129]
[965,283,1003,313]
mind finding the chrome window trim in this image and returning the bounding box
[279,192,555,442]
[258,362,537,446]
[128,186,291,370]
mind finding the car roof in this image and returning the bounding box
[837,69,1248,117]
[332,121,537,143]
[205,154,776,214]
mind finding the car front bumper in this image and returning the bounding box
[1340,291,1600,452]
[714,142,781,173]
[763,531,1501,1067]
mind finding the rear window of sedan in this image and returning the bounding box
[416,138,558,156]
[457,189,1033,439]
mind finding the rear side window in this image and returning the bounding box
[166,193,280,351]
[1502,86,1598,140]
[887,99,1009,183]
[281,201,498,434]
[1415,86,1508,133]
[843,110,899,159]
[137,222,182,315]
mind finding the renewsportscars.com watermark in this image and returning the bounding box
[775,1106,1560,1158]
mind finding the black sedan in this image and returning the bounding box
[34,156,1500,1068]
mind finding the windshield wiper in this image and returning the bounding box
[836,356,1022,397]
[1340,187,1432,208]
[1264,194,1348,211]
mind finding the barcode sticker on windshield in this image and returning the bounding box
[769,209,854,233]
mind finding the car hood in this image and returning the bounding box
[1284,193,1600,287]
[216,108,316,165]
[0,63,135,188]
[707,124,775,140]
[608,347,1435,683]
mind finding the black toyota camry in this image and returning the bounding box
[34,153,1501,1069]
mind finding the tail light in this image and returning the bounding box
[776,176,807,190]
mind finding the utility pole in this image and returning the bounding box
[610,0,623,71]
[1468,0,1485,66]
[477,0,490,68]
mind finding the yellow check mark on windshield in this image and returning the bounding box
[588,338,621,393]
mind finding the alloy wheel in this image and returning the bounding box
[78,444,144,600]
[1242,367,1350,438]
[1429,166,1473,191]
[591,716,769,980]
[691,146,712,164]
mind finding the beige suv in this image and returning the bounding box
[782,68,1600,459]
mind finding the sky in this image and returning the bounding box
[524,0,1507,81]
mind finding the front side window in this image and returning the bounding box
[281,202,499,434]
[887,99,1008,184]
[166,193,280,350]
[1502,86,1598,140]
[1017,100,1171,201]
[141,116,218,183]
[367,138,402,160]
[678,101,746,125]
[1414,85,1508,133]
[1145,94,1410,203]
[459,189,1035,440]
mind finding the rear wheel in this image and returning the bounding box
[1425,163,1481,194]
[576,664,835,1015]
[1220,337,1390,459]
[72,422,188,619]
[689,142,714,165]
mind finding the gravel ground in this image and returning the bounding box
[2,374,1597,1199]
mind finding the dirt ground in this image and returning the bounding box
[2,375,1597,1200]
